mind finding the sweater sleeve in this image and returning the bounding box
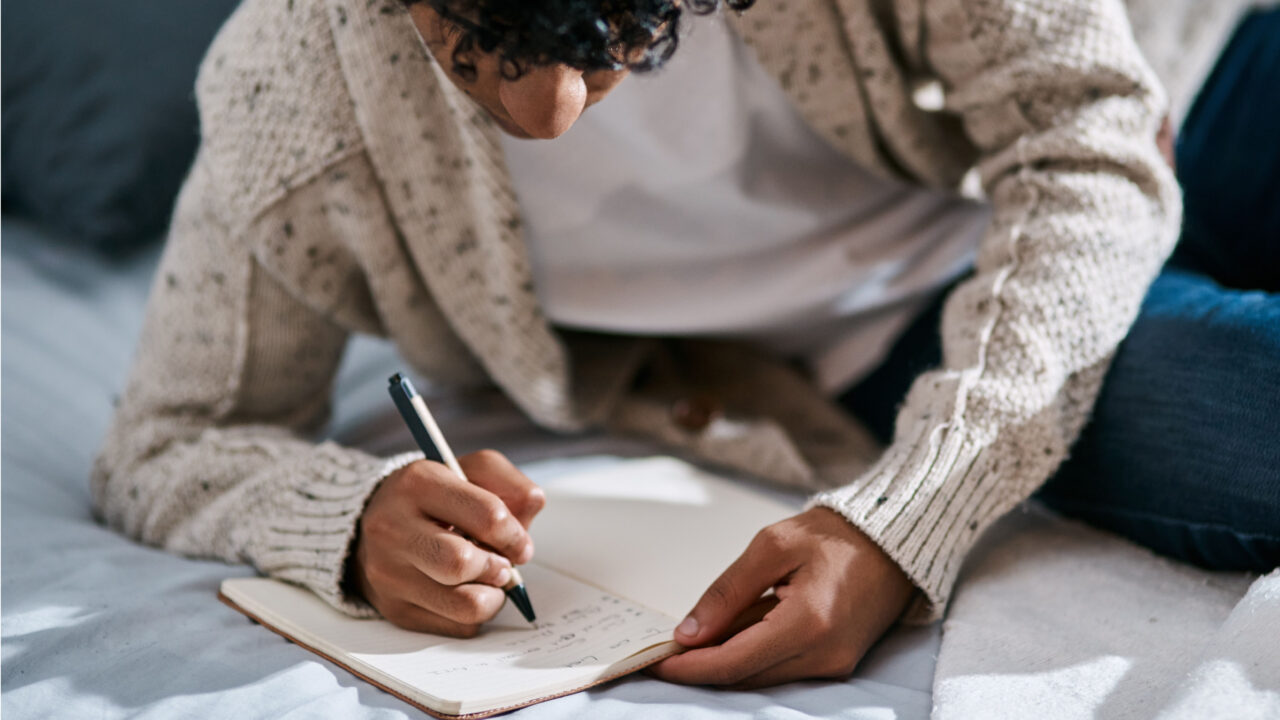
[809,0,1182,621]
[91,153,420,617]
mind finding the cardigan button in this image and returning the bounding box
[671,396,721,432]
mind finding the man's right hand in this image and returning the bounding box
[347,449,546,636]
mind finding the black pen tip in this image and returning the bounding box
[389,373,403,386]
[507,584,536,624]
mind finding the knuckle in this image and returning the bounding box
[802,608,834,638]
[460,589,488,623]
[820,651,858,677]
[397,460,429,484]
[382,465,412,492]
[455,600,488,626]
[452,586,502,625]
[751,525,783,554]
[525,487,547,514]
[398,463,438,495]
[440,543,477,584]
[470,448,508,472]
[476,499,512,536]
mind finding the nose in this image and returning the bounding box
[498,64,588,140]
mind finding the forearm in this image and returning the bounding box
[93,413,420,614]
[813,0,1181,621]
[91,158,415,614]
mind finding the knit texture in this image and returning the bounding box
[94,0,1184,622]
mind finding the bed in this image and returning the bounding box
[5,2,1276,715]
[6,209,1277,720]
[0,216,940,719]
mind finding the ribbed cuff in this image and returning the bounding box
[257,447,424,618]
[807,418,1002,623]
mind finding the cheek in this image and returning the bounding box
[584,69,631,106]
[593,69,631,91]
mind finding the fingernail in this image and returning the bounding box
[495,567,512,587]
[676,616,699,638]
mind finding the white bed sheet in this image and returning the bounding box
[1,218,938,720]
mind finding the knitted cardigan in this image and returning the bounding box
[92,0,1184,623]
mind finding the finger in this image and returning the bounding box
[722,595,778,639]
[673,528,796,647]
[728,641,865,690]
[652,593,808,685]
[379,599,489,638]
[408,462,533,564]
[646,596,776,681]
[725,653,823,690]
[400,577,508,627]
[405,521,513,586]
[458,450,547,529]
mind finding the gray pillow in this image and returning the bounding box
[2,1,240,254]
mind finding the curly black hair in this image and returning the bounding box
[401,0,754,82]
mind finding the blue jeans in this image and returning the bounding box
[840,8,1280,572]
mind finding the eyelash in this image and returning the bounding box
[441,20,466,41]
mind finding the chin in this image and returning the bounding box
[490,112,534,140]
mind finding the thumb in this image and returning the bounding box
[675,531,792,647]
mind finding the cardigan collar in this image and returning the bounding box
[323,0,969,430]
[326,0,592,430]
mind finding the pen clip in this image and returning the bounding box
[388,374,444,463]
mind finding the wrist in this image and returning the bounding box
[806,506,916,610]
[339,451,424,607]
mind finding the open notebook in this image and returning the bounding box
[219,457,800,718]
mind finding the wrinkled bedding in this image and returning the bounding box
[933,506,1278,720]
[1,217,938,720]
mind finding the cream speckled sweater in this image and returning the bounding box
[93,0,1186,623]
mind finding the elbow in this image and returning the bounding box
[89,434,138,537]
[88,417,170,543]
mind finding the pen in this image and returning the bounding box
[387,373,537,624]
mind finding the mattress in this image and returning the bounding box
[1,216,939,719]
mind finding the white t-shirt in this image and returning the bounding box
[499,12,990,393]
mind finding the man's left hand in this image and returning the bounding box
[650,506,916,688]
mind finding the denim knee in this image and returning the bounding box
[1039,269,1280,572]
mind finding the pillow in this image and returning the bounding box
[2,1,240,254]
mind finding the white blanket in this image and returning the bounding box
[933,505,1278,719]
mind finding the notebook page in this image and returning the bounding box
[221,562,676,716]
[532,457,801,619]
